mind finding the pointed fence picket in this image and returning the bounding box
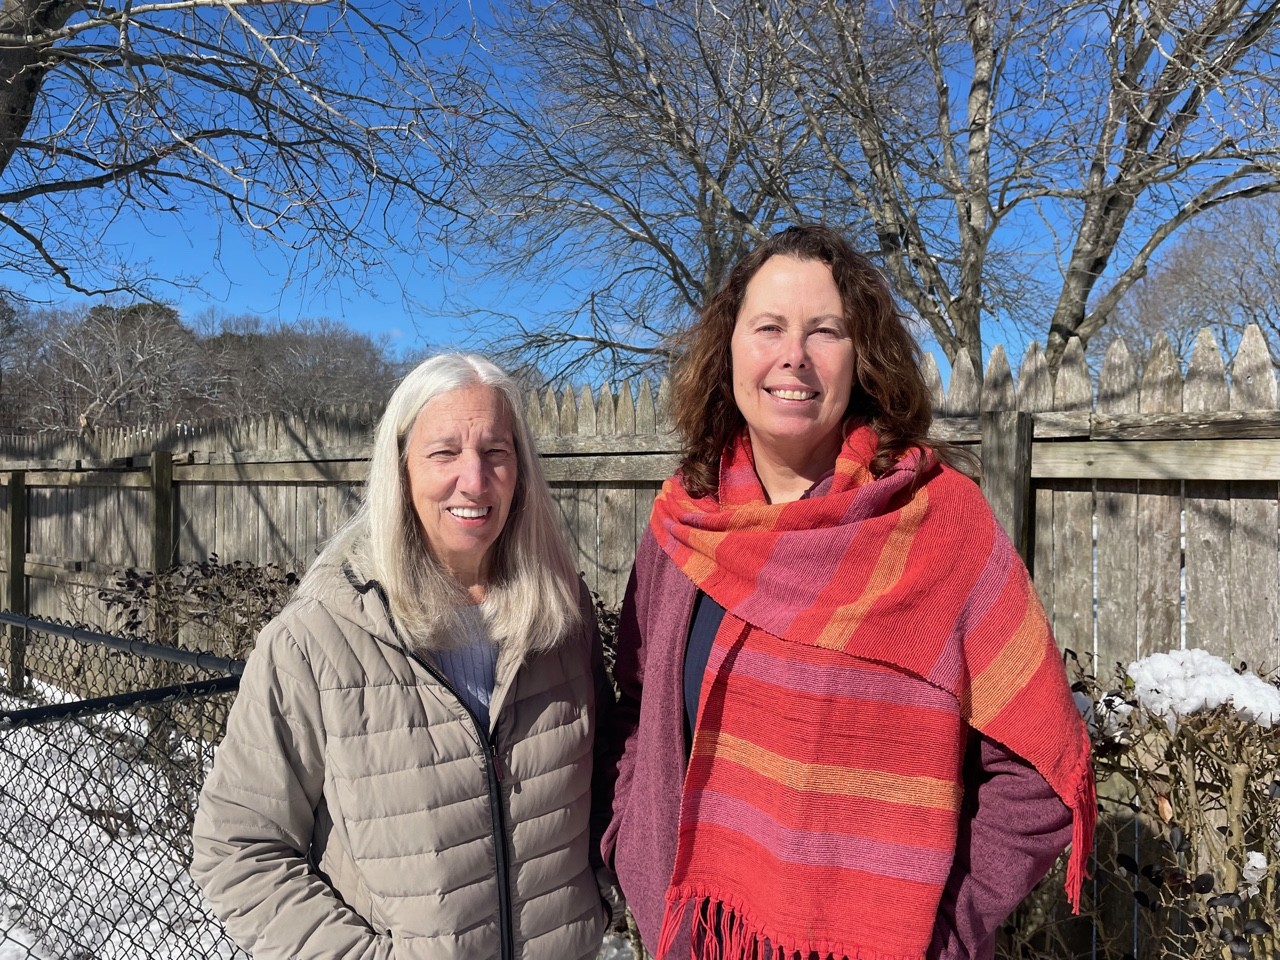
[1,327,1278,680]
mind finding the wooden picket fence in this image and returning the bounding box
[1,327,1278,684]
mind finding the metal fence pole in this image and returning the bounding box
[5,470,27,693]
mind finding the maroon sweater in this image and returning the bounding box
[599,529,1073,960]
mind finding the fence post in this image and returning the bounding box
[5,470,27,692]
[151,451,176,574]
[151,451,178,656]
[980,411,1033,567]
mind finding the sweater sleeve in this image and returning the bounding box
[190,617,398,960]
[927,731,1073,960]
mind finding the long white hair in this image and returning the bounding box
[312,353,582,653]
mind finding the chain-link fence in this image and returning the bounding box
[0,611,249,960]
[1,610,638,960]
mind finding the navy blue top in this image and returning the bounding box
[684,590,726,750]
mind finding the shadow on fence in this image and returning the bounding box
[0,612,248,960]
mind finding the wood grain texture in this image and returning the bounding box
[1094,339,1139,680]
[1183,331,1231,654]
[1050,339,1094,657]
[1135,336,1183,659]
[1229,325,1280,672]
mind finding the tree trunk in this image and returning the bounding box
[0,1,85,175]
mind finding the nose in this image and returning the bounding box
[781,328,808,369]
[456,450,487,495]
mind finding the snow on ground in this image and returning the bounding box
[0,689,243,960]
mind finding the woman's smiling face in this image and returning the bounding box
[730,254,854,481]
[405,383,518,590]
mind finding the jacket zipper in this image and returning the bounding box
[407,650,515,960]
[362,580,515,960]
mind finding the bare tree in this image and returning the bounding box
[35,302,218,431]
[775,0,1280,373]
[0,287,22,428]
[451,0,1280,379]
[449,0,876,381]
[0,0,468,301]
[3,303,405,431]
[1097,194,1280,366]
[202,312,402,415]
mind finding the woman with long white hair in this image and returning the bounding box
[193,353,620,960]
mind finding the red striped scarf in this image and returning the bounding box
[649,425,1095,960]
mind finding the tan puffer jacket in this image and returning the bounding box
[190,561,608,960]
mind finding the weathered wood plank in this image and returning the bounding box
[636,379,657,435]
[181,483,214,562]
[1019,342,1056,611]
[615,381,637,437]
[152,451,175,573]
[540,454,683,483]
[596,385,616,437]
[1094,338,1139,681]
[980,412,1033,562]
[945,354,980,417]
[5,472,27,694]
[981,346,1015,413]
[635,485,659,562]
[1182,330,1231,655]
[655,378,672,426]
[1136,336,1183,658]
[18,471,149,488]
[1017,343,1054,414]
[296,486,320,568]
[598,481,634,609]
[1231,325,1278,409]
[1226,486,1278,673]
[1229,325,1280,673]
[572,485,599,596]
[525,389,545,437]
[267,482,298,567]
[174,462,366,484]
[1091,410,1280,440]
[1050,339,1094,657]
[1031,439,1280,480]
[542,387,561,436]
[559,387,578,436]
[578,386,597,437]
[533,434,681,456]
[920,353,944,412]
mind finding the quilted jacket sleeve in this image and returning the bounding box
[190,617,397,960]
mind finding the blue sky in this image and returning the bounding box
[4,201,489,359]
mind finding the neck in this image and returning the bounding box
[749,433,842,504]
[445,562,490,604]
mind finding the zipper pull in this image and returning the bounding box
[490,741,505,782]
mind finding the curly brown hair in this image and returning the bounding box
[671,223,944,498]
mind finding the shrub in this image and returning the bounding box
[1003,649,1280,960]
[98,554,299,661]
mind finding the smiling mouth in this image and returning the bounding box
[447,506,491,519]
[767,388,818,401]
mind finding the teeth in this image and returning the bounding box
[448,506,490,519]
[770,388,817,401]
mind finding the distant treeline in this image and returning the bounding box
[0,300,422,434]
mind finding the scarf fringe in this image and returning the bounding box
[656,891,923,960]
[1064,756,1098,914]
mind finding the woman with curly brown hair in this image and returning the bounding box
[599,225,1095,960]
